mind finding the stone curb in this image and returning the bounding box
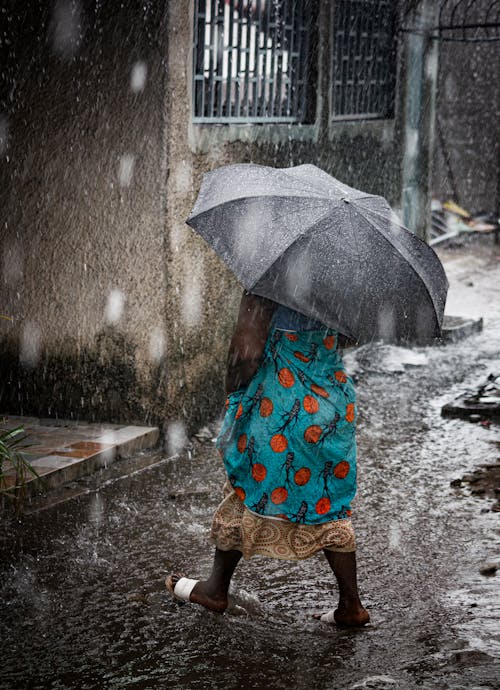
[1,417,160,497]
[440,315,484,343]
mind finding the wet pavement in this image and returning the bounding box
[1,239,499,690]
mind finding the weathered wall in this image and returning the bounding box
[163,0,426,432]
[432,2,500,214]
[0,1,170,424]
[0,1,437,433]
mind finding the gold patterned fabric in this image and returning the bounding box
[210,482,356,561]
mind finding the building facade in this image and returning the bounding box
[0,1,439,432]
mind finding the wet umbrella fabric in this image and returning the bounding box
[186,163,448,344]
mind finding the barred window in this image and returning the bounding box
[331,0,397,121]
[192,0,317,123]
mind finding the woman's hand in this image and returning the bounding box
[225,291,277,394]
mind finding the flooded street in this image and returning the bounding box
[1,246,499,690]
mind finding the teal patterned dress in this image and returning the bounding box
[216,308,357,525]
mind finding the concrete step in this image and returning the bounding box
[0,415,160,496]
[440,314,484,342]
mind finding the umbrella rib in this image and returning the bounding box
[352,203,447,317]
[265,198,333,228]
[188,193,340,222]
[346,203,363,275]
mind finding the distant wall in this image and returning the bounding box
[432,2,500,214]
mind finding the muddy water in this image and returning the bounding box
[1,318,499,687]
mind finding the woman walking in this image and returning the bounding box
[167,291,369,627]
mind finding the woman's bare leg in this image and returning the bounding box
[169,548,242,613]
[322,550,370,626]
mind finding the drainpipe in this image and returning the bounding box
[401,0,439,241]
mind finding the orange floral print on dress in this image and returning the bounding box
[259,397,274,417]
[323,335,336,350]
[271,486,288,504]
[333,460,350,479]
[225,397,230,410]
[215,327,357,525]
[294,351,310,363]
[270,433,288,452]
[303,395,319,414]
[234,486,246,501]
[294,467,311,486]
[252,463,267,482]
[304,425,322,444]
[315,497,331,514]
[237,433,247,453]
[310,383,329,398]
[278,368,295,388]
[345,403,355,423]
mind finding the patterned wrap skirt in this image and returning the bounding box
[212,326,357,560]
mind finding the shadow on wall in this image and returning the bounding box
[0,326,168,425]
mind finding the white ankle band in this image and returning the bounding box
[173,577,198,602]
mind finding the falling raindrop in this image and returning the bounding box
[171,159,192,195]
[130,61,147,93]
[181,256,205,328]
[166,420,188,456]
[0,114,8,155]
[19,321,41,369]
[118,154,135,188]
[405,125,419,161]
[149,326,166,363]
[49,0,83,58]
[2,237,23,285]
[388,522,401,550]
[104,289,125,324]
[88,493,104,526]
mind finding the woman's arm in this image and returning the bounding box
[225,291,277,394]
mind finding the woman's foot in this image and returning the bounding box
[333,598,370,627]
[321,550,369,627]
[166,573,229,614]
[314,598,370,627]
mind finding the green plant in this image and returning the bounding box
[0,421,38,507]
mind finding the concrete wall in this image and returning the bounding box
[0,1,170,424]
[432,1,500,214]
[1,1,436,433]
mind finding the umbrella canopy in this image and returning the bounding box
[186,163,448,344]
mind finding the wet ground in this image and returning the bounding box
[1,240,499,690]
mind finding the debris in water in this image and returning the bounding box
[479,563,497,577]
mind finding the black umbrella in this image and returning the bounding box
[186,163,448,344]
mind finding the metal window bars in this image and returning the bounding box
[192,0,314,123]
[330,0,397,121]
[400,0,500,43]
